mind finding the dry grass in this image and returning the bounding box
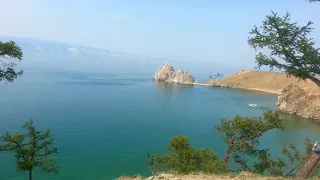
[206,70,320,95]
[145,172,268,180]
[117,174,144,180]
[117,172,320,180]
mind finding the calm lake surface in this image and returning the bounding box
[1,70,320,180]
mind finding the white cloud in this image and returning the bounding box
[68,47,81,54]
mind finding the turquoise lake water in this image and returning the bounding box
[0,70,320,180]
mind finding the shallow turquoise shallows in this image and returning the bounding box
[0,70,320,180]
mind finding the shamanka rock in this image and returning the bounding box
[152,64,175,82]
[277,84,320,120]
[152,64,195,84]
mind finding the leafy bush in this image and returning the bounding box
[215,110,319,177]
[0,120,58,180]
[148,110,320,178]
[147,135,227,174]
[215,110,284,174]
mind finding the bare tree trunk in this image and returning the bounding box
[307,75,320,87]
[296,143,320,179]
[224,136,235,164]
[29,170,32,180]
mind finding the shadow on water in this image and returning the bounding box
[237,89,276,96]
[59,73,149,86]
[258,112,320,161]
[280,112,320,132]
[154,81,193,93]
[153,81,194,105]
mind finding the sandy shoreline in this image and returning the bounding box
[202,70,320,95]
[192,82,281,95]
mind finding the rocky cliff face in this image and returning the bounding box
[152,64,175,82]
[277,84,320,120]
[152,64,195,84]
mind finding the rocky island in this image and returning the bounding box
[152,64,195,84]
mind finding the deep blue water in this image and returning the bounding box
[0,70,319,180]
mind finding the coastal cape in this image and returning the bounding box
[152,64,320,120]
[207,70,320,120]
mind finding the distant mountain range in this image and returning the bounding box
[0,36,182,63]
[0,36,230,78]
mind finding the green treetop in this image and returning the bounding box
[0,120,59,180]
[0,41,23,83]
[248,9,320,86]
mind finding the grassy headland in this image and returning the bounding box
[205,70,320,95]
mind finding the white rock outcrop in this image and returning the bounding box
[277,84,320,120]
[152,64,195,84]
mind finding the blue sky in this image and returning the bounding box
[1,0,319,67]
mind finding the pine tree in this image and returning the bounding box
[0,41,23,83]
[248,11,320,86]
[0,120,59,180]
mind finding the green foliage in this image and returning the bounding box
[254,138,315,177]
[248,11,320,86]
[147,135,227,175]
[281,139,313,176]
[0,120,59,180]
[215,110,283,172]
[215,110,283,173]
[215,110,319,177]
[210,73,224,79]
[149,111,319,178]
[0,41,23,83]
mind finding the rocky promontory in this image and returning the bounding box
[207,70,320,94]
[152,64,195,84]
[205,70,320,120]
[277,84,320,120]
[153,66,320,120]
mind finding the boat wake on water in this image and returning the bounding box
[248,104,271,110]
[248,104,259,107]
[216,94,272,110]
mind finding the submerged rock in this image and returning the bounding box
[277,84,320,120]
[152,64,195,84]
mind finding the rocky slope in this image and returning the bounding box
[277,84,320,120]
[152,64,195,84]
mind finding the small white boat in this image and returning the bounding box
[248,104,259,107]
